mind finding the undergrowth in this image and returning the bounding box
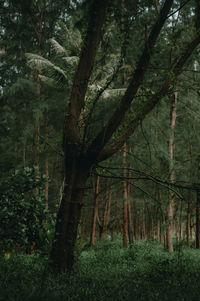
[1,237,200,301]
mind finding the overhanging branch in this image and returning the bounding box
[98,32,200,161]
[86,0,174,161]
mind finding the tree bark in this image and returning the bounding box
[90,175,100,246]
[50,164,89,271]
[186,192,191,246]
[127,146,133,245]
[133,212,139,240]
[128,201,133,244]
[45,107,48,206]
[166,91,177,252]
[196,190,200,248]
[141,206,146,240]
[100,188,112,239]
[122,143,129,248]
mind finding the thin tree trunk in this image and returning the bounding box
[166,91,177,252]
[196,190,200,248]
[186,192,191,246]
[127,144,134,245]
[128,202,133,244]
[122,143,129,248]
[141,205,146,240]
[157,219,160,242]
[100,188,112,239]
[90,175,100,246]
[45,107,48,206]
[134,215,139,240]
[34,111,40,169]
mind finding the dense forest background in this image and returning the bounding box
[1,0,200,299]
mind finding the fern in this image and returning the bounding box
[62,56,79,66]
[49,38,68,56]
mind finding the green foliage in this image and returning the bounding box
[0,167,54,252]
[1,239,200,301]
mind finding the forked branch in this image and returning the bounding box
[99,32,200,161]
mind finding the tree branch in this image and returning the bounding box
[98,32,200,161]
[86,0,174,162]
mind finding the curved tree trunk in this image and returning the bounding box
[50,162,89,271]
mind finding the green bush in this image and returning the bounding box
[0,167,55,253]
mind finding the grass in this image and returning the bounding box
[1,237,200,301]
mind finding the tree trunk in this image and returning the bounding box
[100,188,112,239]
[127,145,134,245]
[166,91,177,252]
[134,215,139,240]
[51,0,108,272]
[128,202,133,245]
[156,219,160,242]
[186,192,191,246]
[34,109,40,169]
[122,143,129,248]
[141,206,146,240]
[45,107,49,206]
[50,164,89,271]
[90,175,100,246]
[196,190,200,248]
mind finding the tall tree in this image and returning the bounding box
[51,0,200,271]
[22,0,200,271]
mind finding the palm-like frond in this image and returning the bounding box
[49,38,68,56]
[39,75,59,89]
[102,88,126,99]
[62,56,79,66]
[59,21,82,55]
[26,53,55,70]
[26,53,69,86]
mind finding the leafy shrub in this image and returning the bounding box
[0,167,54,253]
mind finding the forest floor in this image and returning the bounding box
[0,237,200,301]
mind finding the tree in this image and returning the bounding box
[47,0,200,272]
